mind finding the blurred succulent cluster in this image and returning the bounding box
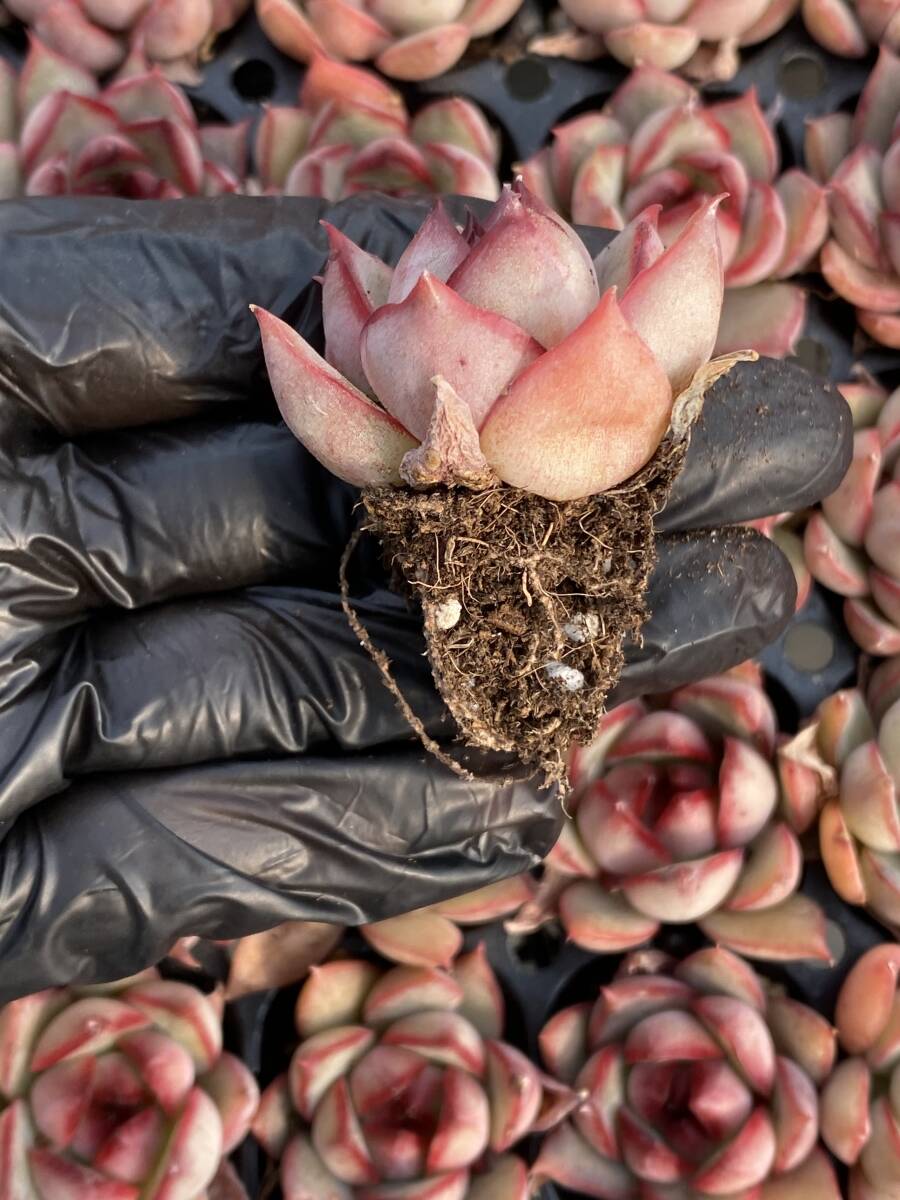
[0,36,251,197]
[255,0,525,80]
[1,0,250,80]
[254,57,500,199]
[519,66,826,358]
[536,0,798,79]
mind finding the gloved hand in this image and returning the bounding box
[0,194,851,1002]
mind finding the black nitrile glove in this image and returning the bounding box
[0,195,851,1001]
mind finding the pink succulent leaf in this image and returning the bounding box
[300,56,405,122]
[830,144,889,272]
[593,204,665,292]
[772,169,829,278]
[607,64,696,136]
[33,0,126,74]
[479,287,672,500]
[17,34,98,122]
[375,23,471,81]
[340,137,433,196]
[448,182,600,349]
[723,181,788,288]
[20,90,119,175]
[251,306,416,488]
[102,69,196,127]
[549,112,627,204]
[605,20,701,70]
[303,0,391,60]
[620,193,725,393]
[321,221,394,395]
[388,204,470,305]
[256,0,326,60]
[198,121,250,176]
[571,144,627,228]
[284,144,354,201]
[359,271,543,439]
[708,88,780,182]
[802,0,870,55]
[714,282,806,358]
[122,116,204,194]
[253,105,311,189]
[411,97,499,166]
[419,141,500,202]
[859,307,900,346]
[460,0,525,36]
[137,0,214,62]
[627,102,729,184]
[804,112,854,184]
[361,910,463,969]
[699,893,832,962]
[688,0,774,39]
[853,44,900,149]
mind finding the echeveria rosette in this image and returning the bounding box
[803,375,900,655]
[820,943,900,1198]
[255,0,523,81]
[252,179,726,501]
[251,948,574,1200]
[533,946,840,1200]
[0,36,250,199]
[535,0,798,80]
[523,666,831,963]
[803,0,900,56]
[253,57,500,202]
[0,968,258,1199]
[810,45,900,348]
[518,66,827,360]
[1,0,250,81]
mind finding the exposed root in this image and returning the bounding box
[340,530,475,782]
[362,435,686,782]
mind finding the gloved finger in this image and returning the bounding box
[658,357,852,532]
[613,527,797,702]
[1,418,355,616]
[1,529,792,822]
[0,751,559,1002]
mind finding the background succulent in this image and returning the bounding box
[251,943,574,1200]
[538,0,798,79]
[518,665,830,963]
[810,45,900,348]
[821,943,900,1197]
[0,36,250,198]
[0,968,258,1199]
[804,374,900,656]
[533,945,839,1200]
[0,0,249,81]
[254,0,524,81]
[518,65,827,359]
[803,0,900,56]
[253,57,500,200]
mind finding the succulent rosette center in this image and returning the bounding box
[534,947,841,1200]
[253,951,575,1200]
[253,180,737,771]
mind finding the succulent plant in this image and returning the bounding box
[253,57,500,201]
[254,0,523,81]
[803,373,900,655]
[518,66,827,359]
[780,670,900,931]
[250,174,735,770]
[803,0,900,56]
[1,0,250,81]
[534,0,798,80]
[533,945,840,1200]
[251,943,575,1200]
[517,665,831,962]
[809,45,900,348]
[0,36,250,198]
[820,942,900,1197]
[0,968,258,1199]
